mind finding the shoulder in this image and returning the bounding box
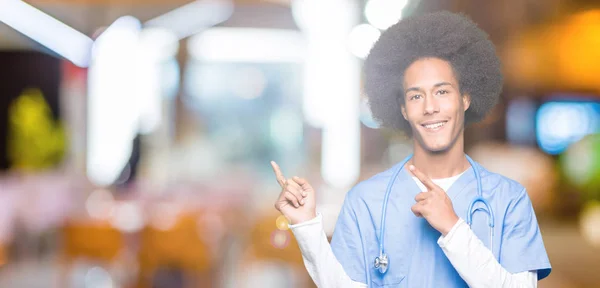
[476,162,529,204]
[345,163,401,204]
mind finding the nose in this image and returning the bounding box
[423,94,440,115]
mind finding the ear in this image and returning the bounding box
[401,104,408,120]
[462,94,471,111]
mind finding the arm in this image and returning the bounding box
[438,218,537,287]
[290,214,368,288]
[270,162,369,287]
[409,166,550,286]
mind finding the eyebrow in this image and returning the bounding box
[404,82,454,94]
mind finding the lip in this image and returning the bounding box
[420,120,448,132]
[420,120,448,125]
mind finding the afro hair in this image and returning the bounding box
[363,11,503,135]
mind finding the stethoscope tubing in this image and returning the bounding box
[372,154,494,282]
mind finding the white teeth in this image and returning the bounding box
[424,122,445,129]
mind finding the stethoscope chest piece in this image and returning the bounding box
[374,253,389,274]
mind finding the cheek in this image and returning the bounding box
[403,105,420,123]
[440,98,461,114]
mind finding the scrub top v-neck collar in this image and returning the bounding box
[400,163,477,201]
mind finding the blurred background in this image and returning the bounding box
[0,0,599,287]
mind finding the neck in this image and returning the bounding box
[410,134,469,179]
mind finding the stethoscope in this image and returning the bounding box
[372,154,495,276]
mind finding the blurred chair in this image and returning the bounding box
[0,242,7,267]
[241,211,316,288]
[60,220,125,287]
[136,211,213,288]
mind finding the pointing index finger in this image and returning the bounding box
[270,161,286,187]
[409,165,438,191]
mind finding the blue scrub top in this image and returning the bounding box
[330,158,551,287]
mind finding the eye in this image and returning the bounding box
[436,90,449,95]
[409,94,422,100]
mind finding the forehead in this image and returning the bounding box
[403,57,458,89]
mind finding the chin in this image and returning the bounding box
[412,122,462,154]
[423,142,452,154]
[413,130,453,153]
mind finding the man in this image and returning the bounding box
[271,11,551,287]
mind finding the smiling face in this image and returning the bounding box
[401,57,471,153]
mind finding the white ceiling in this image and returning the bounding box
[0,1,297,50]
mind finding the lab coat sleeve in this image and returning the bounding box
[438,218,538,287]
[290,213,368,288]
[499,188,552,279]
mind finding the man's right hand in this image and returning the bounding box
[271,161,317,225]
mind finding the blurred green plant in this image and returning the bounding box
[560,133,600,202]
[7,88,66,171]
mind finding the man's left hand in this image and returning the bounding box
[409,165,459,236]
